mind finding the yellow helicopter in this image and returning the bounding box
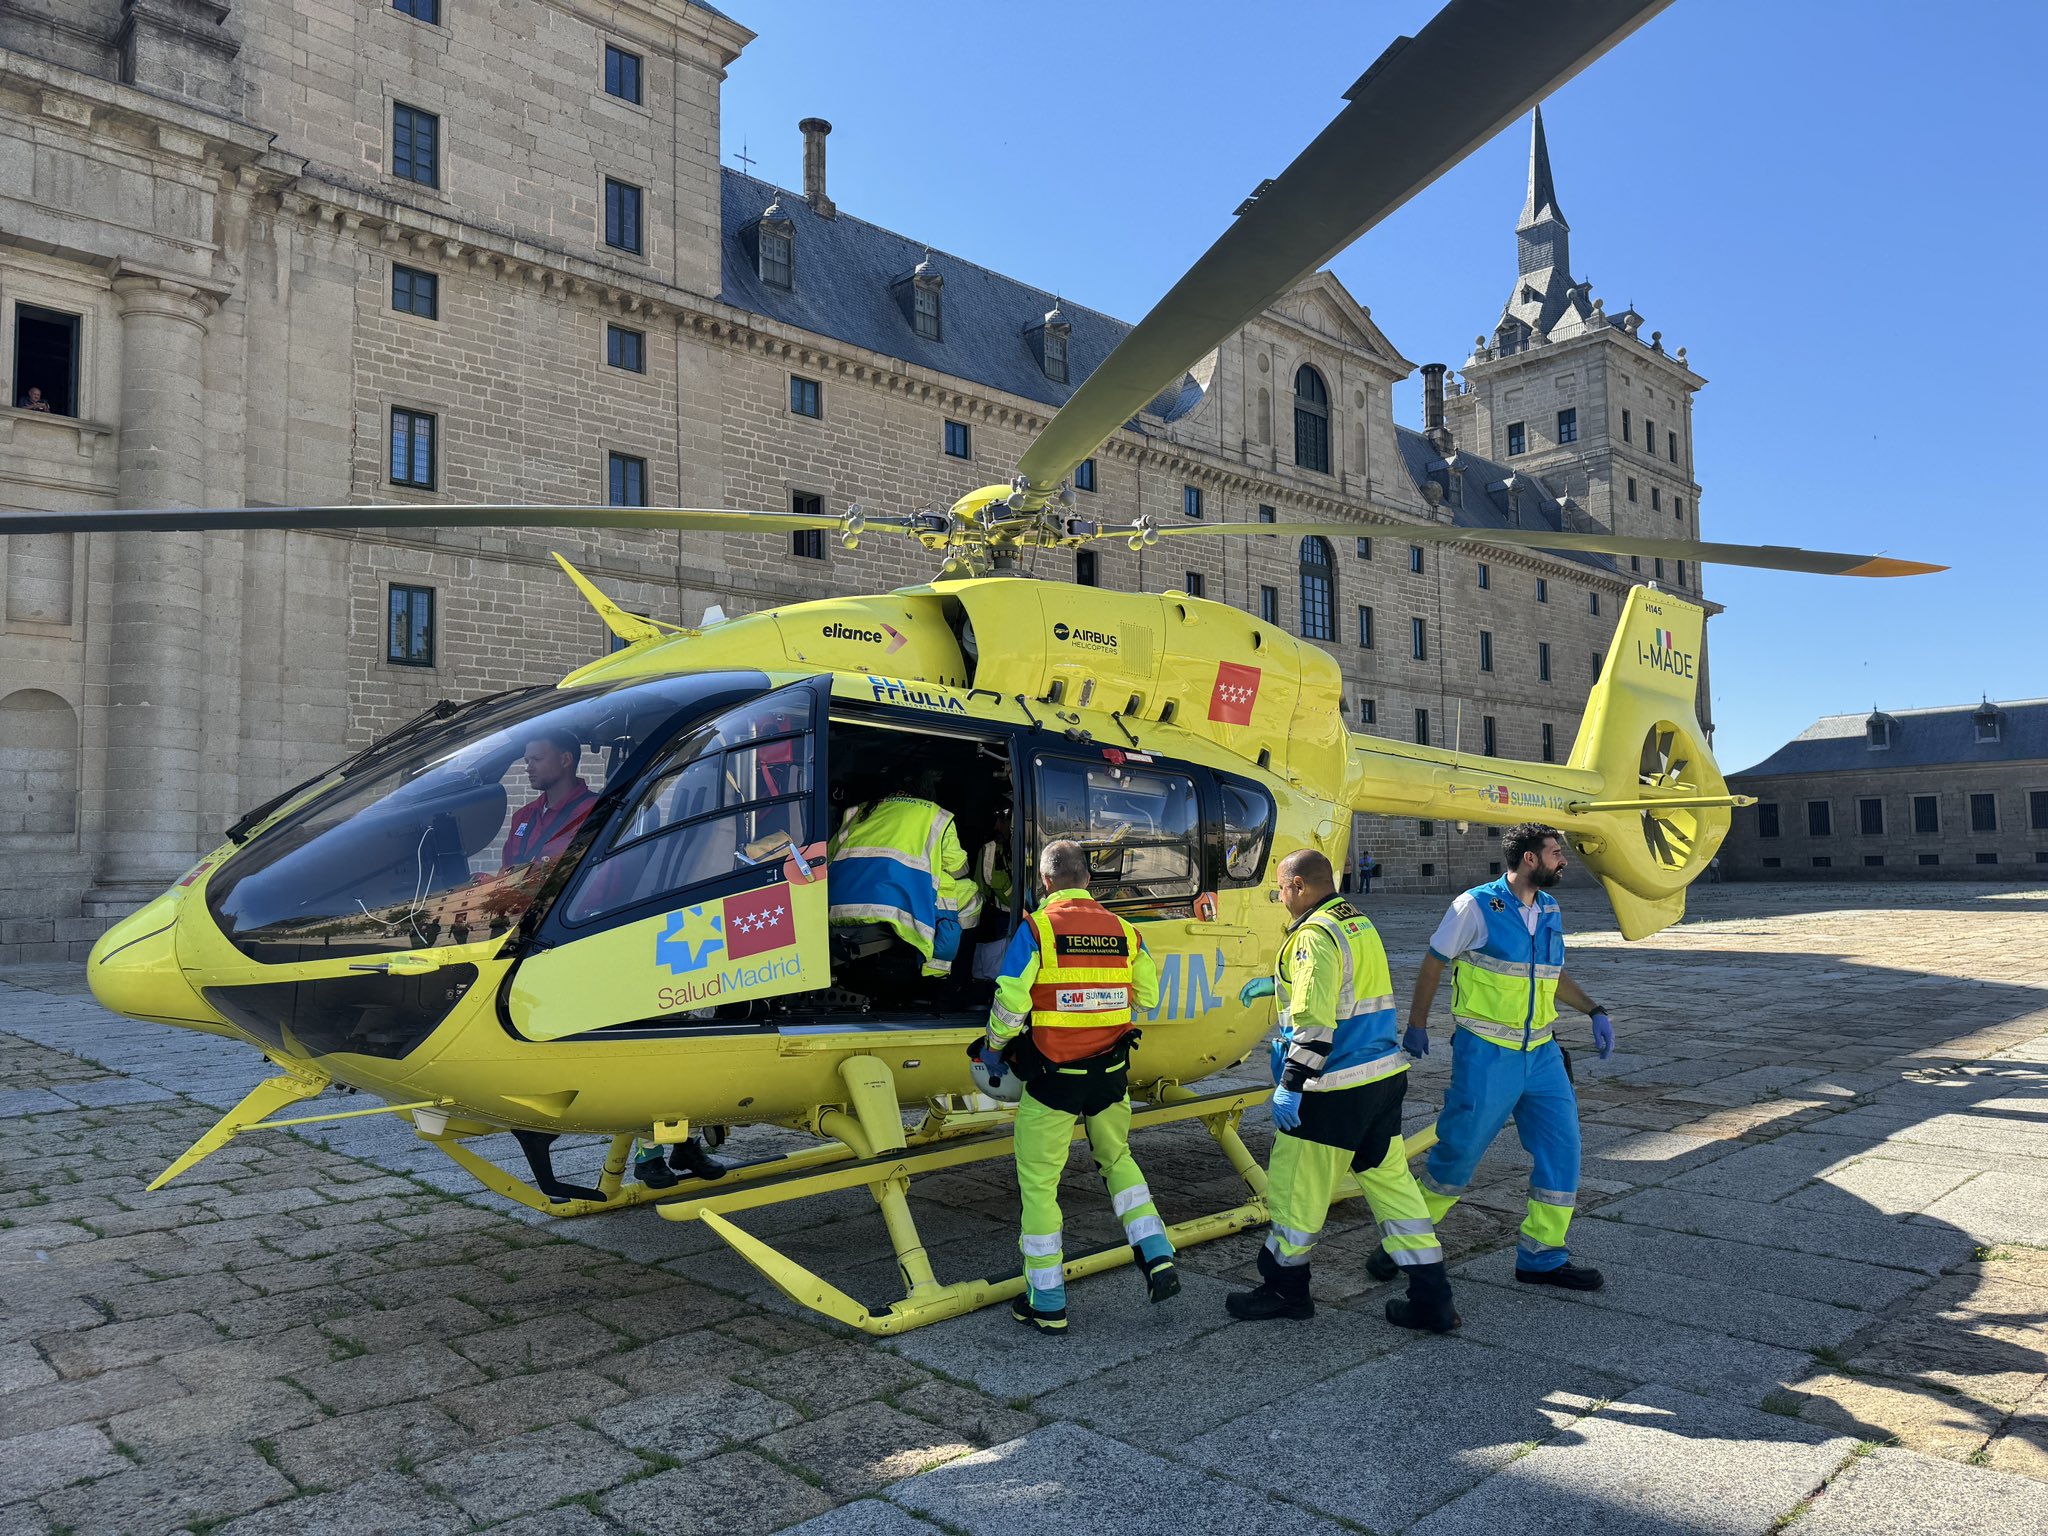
[36,0,1939,1335]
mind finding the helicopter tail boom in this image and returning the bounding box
[1345,587,1730,938]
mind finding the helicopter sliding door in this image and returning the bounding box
[506,677,832,1040]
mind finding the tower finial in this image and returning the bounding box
[1519,106,1568,232]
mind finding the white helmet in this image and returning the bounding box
[969,1051,1023,1104]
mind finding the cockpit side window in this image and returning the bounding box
[1218,777,1275,885]
[562,692,814,926]
[1032,755,1200,911]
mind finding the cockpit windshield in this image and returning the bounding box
[206,675,744,960]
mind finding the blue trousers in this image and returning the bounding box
[1421,1030,1580,1271]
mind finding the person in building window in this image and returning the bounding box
[827,772,982,979]
[977,839,1177,1332]
[19,386,53,412]
[1227,849,1457,1330]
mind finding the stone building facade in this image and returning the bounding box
[0,1,1708,961]
[1723,700,2048,879]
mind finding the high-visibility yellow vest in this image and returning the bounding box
[1447,875,1564,1051]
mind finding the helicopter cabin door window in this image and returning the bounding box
[12,304,80,416]
[1293,364,1330,473]
[1219,778,1275,886]
[1032,756,1200,911]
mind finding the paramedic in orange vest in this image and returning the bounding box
[977,840,1178,1333]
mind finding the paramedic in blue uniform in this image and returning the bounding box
[1374,824,1614,1290]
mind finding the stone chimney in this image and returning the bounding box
[1420,362,1453,454]
[799,117,835,219]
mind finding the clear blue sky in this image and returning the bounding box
[717,1,2045,773]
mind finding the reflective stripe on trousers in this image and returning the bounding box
[1263,1128,1443,1274]
[1013,1088,1171,1311]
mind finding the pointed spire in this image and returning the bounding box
[1519,106,1568,231]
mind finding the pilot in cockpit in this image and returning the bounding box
[502,729,599,870]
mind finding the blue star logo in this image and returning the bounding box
[656,905,725,974]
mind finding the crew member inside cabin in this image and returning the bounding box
[827,769,982,981]
[502,729,599,870]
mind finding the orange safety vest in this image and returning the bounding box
[1026,894,1138,1063]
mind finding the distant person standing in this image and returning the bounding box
[1377,824,1613,1290]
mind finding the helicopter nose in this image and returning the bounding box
[88,892,232,1035]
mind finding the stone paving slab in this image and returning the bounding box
[1596,1186,1977,1274]
[1568,1216,1933,1311]
[1408,1382,1853,1536]
[1787,1446,2048,1536]
[888,1422,1354,1536]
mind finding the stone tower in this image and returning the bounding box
[1441,108,1707,589]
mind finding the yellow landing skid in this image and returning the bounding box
[658,1053,1440,1336]
[423,1131,861,1218]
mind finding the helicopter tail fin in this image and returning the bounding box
[1561,587,1732,939]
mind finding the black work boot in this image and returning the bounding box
[1515,1260,1604,1291]
[1011,1297,1068,1335]
[1384,1261,1460,1333]
[1226,1247,1314,1322]
[1141,1253,1181,1305]
[1365,1243,1398,1283]
[668,1137,728,1182]
[633,1146,680,1189]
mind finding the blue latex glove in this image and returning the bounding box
[1267,1028,1293,1085]
[1591,1011,1615,1060]
[1402,1025,1430,1059]
[1270,1086,1302,1132]
[975,1043,1008,1085]
[1239,976,1276,1005]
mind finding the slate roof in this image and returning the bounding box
[719,171,1198,421]
[1733,700,2048,778]
[1393,427,1618,575]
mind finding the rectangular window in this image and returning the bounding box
[1645,419,1656,454]
[606,323,645,373]
[386,583,434,666]
[1627,477,1638,503]
[1034,759,1200,907]
[1482,715,1497,756]
[1255,502,1274,529]
[1808,800,1832,837]
[1507,420,1526,456]
[1813,856,1833,869]
[1557,407,1578,445]
[12,303,81,416]
[1357,606,1373,649]
[1358,697,1376,725]
[1622,408,1632,443]
[1184,571,1204,598]
[1356,536,1372,560]
[604,43,643,104]
[1042,327,1068,383]
[1420,863,1436,878]
[1419,820,1434,837]
[1411,617,1426,660]
[1913,794,1939,834]
[791,491,824,559]
[1669,430,1679,464]
[1676,496,1686,520]
[1631,555,1641,573]
[1971,793,1998,832]
[1589,591,1600,616]
[389,407,436,488]
[760,228,793,290]
[604,177,643,253]
[1655,557,1665,582]
[1075,458,1097,493]
[1479,630,1493,672]
[1076,550,1097,586]
[1409,545,1424,574]
[1919,853,1940,866]
[608,451,646,507]
[1976,852,1999,866]
[1538,641,1551,682]
[1541,723,1555,762]
[912,284,941,340]
[789,375,821,418]
[1259,585,1279,624]
[1763,857,1782,869]
[1477,562,1490,590]
[392,103,439,188]
[390,263,438,319]
[1536,577,1548,604]
[1864,855,1885,868]
[1757,802,1780,838]
[1859,797,1884,835]
[393,0,441,18]
[2032,790,2048,830]
[1677,560,1688,588]
[1183,485,1203,519]
[944,419,971,458]
[1651,487,1662,512]
[1415,708,1430,746]
[1591,651,1601,680]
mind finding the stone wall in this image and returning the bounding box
[1724,763,2048,878]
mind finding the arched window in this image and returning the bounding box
[1298,537,1335,641]
[1293,365,1330,473]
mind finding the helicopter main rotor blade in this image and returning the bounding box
[1012,0,1674,501]
[1130,519,1944,578]
[0,504,844,537]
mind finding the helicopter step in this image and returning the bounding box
[652,1054,1437,1336]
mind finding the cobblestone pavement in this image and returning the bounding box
[3,883,2046,1535]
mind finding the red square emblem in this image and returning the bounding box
[1208,662,1261,725]
[724,884,796,959]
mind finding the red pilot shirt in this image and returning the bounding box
[502,782,598,868]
